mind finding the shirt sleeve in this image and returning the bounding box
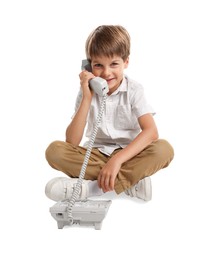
[129,81,156,118]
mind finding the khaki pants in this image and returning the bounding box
[45,139,174,194]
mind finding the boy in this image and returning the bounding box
[45,25,174,202]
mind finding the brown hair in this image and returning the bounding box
[85,25,130,61]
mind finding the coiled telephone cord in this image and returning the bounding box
[67,94,107,224]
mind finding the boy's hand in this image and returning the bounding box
[79,70,95,100]
[97,158,121,193]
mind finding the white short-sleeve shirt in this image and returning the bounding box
[74,75,155,155]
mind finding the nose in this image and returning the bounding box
[101,66,111,78]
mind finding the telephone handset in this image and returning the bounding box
[81,59,109,96]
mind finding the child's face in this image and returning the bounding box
[91,55,129,94]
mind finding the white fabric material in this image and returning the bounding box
[88,180,104,197]
[74,75,155,155]
[45,177,91,202]
[125,177,152,201]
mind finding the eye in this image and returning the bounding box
[94,63,102,68]
[111,62,119,67]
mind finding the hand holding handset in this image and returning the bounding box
[81,60,109,96]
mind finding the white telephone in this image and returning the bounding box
[49,60,111,230]
[81,59,109,96]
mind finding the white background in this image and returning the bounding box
[0,0,208,259]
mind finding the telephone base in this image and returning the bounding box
[50,199,112,230]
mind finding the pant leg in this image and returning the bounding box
[46,139,174,194]
[113,139,174,194]
[45,140,108,180]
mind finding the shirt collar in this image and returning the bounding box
[111,76,128,96]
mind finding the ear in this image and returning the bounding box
[124,56,129,69]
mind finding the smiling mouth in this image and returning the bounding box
[106,78,114,83]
